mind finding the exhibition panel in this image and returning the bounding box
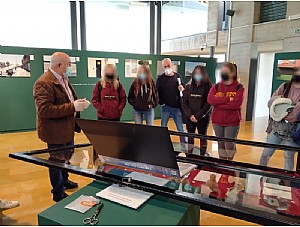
[9,121,300,225]
[0,45,217,133]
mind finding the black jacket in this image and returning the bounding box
[182,82,212,121]
[128,81,159,111]
[156,72,184,108]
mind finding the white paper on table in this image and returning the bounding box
[263,187,291,200]
[126,172,169,187]
[193,170,221,182]
[96,184,153,209]
[264,183,291,192]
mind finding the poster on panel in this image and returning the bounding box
[0,54,31,77]
[277,59,300,81]
[125,59,151,78]
[88,58,118,78]
[184,61,206,77]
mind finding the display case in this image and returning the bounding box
[9,120,300,225]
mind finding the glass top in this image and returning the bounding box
[27,143,300,225]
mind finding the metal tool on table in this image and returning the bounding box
[83,201,104,225]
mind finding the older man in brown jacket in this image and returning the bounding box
[33,52,90,202]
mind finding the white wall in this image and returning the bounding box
[254,53,275,118]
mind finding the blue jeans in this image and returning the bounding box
[133,108,155,125]
[47,140,74,197]
[260,131,297,171]
[161,105,187,147]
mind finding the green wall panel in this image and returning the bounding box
[0,46,217,132]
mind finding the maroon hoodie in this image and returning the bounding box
[208,81,244,126]
[92,81,126,119]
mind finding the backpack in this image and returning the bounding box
[215,82,243,92]
[98,82,122,103]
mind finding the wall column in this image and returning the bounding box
[156,1,162,55]
[150,2,155,54]
[79,1,87,50]
[70,1,78,50]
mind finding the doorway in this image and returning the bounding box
[254,52,275,118]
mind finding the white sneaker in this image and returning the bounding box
[0,199,20,211]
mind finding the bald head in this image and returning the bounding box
[162,58,174,76]
[50,52,71,76]
[162,58,172,67]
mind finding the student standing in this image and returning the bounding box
[156,58,186,150]
[92,64,126,121]
[260,66,300,171]
[128,65,159,125]
[208,62,245,160]
[182,65,212,155]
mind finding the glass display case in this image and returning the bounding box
[9,120,300,225]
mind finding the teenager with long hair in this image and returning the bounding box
[128,65,159,125]
[260,66,300,170]
[182,65,212,155]
[208,62,245,160]
[92,64,126,121]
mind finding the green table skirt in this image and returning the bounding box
[38,181,200,226]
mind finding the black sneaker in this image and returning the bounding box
[53,193,68,202]
[64,180,78,190]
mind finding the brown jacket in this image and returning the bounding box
[33,69,79,145]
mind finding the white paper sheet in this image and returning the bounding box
[96,184,153,209]
[245,174,262,196]
[126,172,169,186]
[264,183,291,192]
[193,170,221,182]
[263,187,292,200]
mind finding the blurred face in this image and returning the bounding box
[162,59,173,75]
[138,68,146,75]
[162,59,172,69]
[194,68,201,75]
[220,66,234,82]
[292,67,300,83]
[193,68,203,83]
[105,66,115,80]
[137,67,147,81]
[58,58,71,76]
[105,67,114,75]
